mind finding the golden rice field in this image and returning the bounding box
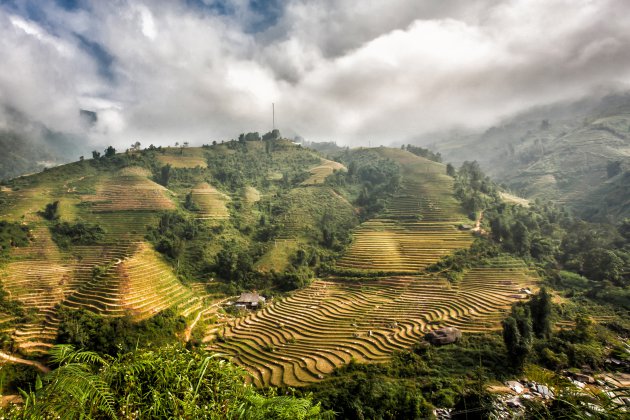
[302,158,346,185]
[156,148,208,168]
[212,150,539,387]
[211,257,538,387]
[190,182,231,220]
[82,171,175,212]
[337,151,471,273]
[0,168,193,356]
[1,224,198,355]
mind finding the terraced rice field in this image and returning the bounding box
[302,158,346,185]
[212,257,538,387]
[82,171,175,212]
[156,149,208,168]
[211,150,539,387]
[62,243,197,319]
[1,227,71,355]
[0,169,190,355]
[337,151,471,273]
[190,182,230,220]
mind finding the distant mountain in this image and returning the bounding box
[428,93,630,222]
[0,108,89,181]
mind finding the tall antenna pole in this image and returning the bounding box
[272,103,275,130]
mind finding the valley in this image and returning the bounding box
[0,139,627,419]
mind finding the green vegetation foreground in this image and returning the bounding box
[2,344,329,419]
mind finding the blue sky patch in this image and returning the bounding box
[75,33,115,82]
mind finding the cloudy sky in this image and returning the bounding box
[1,0,630,147]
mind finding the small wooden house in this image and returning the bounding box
[234,292,266,310]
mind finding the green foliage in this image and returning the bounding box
[326,149,401,220]
[426,238,501,282]
[214,240,255,283]
[450,157,630,308]
[404,144,442,162]
[50,221,106,248]
[454,161,500,216]
[205,139,317,192]
[184,191,199,211]
[158,163,172,186]
[530,287,553,339]
[308,334,508,418]
[262,129,281,141]
[42,200,61,221]
[446,163,456,177]
[502,311,532,369]
[146,211,200,261]
[274,266,315,292]
[56,307,186,356]
[0,363,38,394]
[3,344,328,419]
[104,146,116,158]
[0,221,30,257]
[239,132,261,142]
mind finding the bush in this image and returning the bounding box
[56,307,186,356]
[50,221,105,249]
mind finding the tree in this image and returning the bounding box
[582,248,625,285]
[42,201,60,221]
[502,312,532,369]
[159,164,172,187]
[446,163,456,177]
[184,192,197,211]
[104,146,116,158]
[574,314,594,343]
[511,221,531,256]
[530,288,552,339]
[263,129,281,141]
[91,150,101,159]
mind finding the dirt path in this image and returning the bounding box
[0,350,50,373]
[184,297,234,342]
[472,210,486,234]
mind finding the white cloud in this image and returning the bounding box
[1,0,630,147]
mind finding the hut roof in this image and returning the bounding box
[236,292,265,304]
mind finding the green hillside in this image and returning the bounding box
[0,140,628,419]
[433,93,630,222]
[0,107,87,181]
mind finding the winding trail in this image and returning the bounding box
[472,210,486,234]
[184,296,235,342]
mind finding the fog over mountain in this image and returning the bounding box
[1,0,630,148]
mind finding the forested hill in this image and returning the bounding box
[0,110,87,182]
[430,93,630,222]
